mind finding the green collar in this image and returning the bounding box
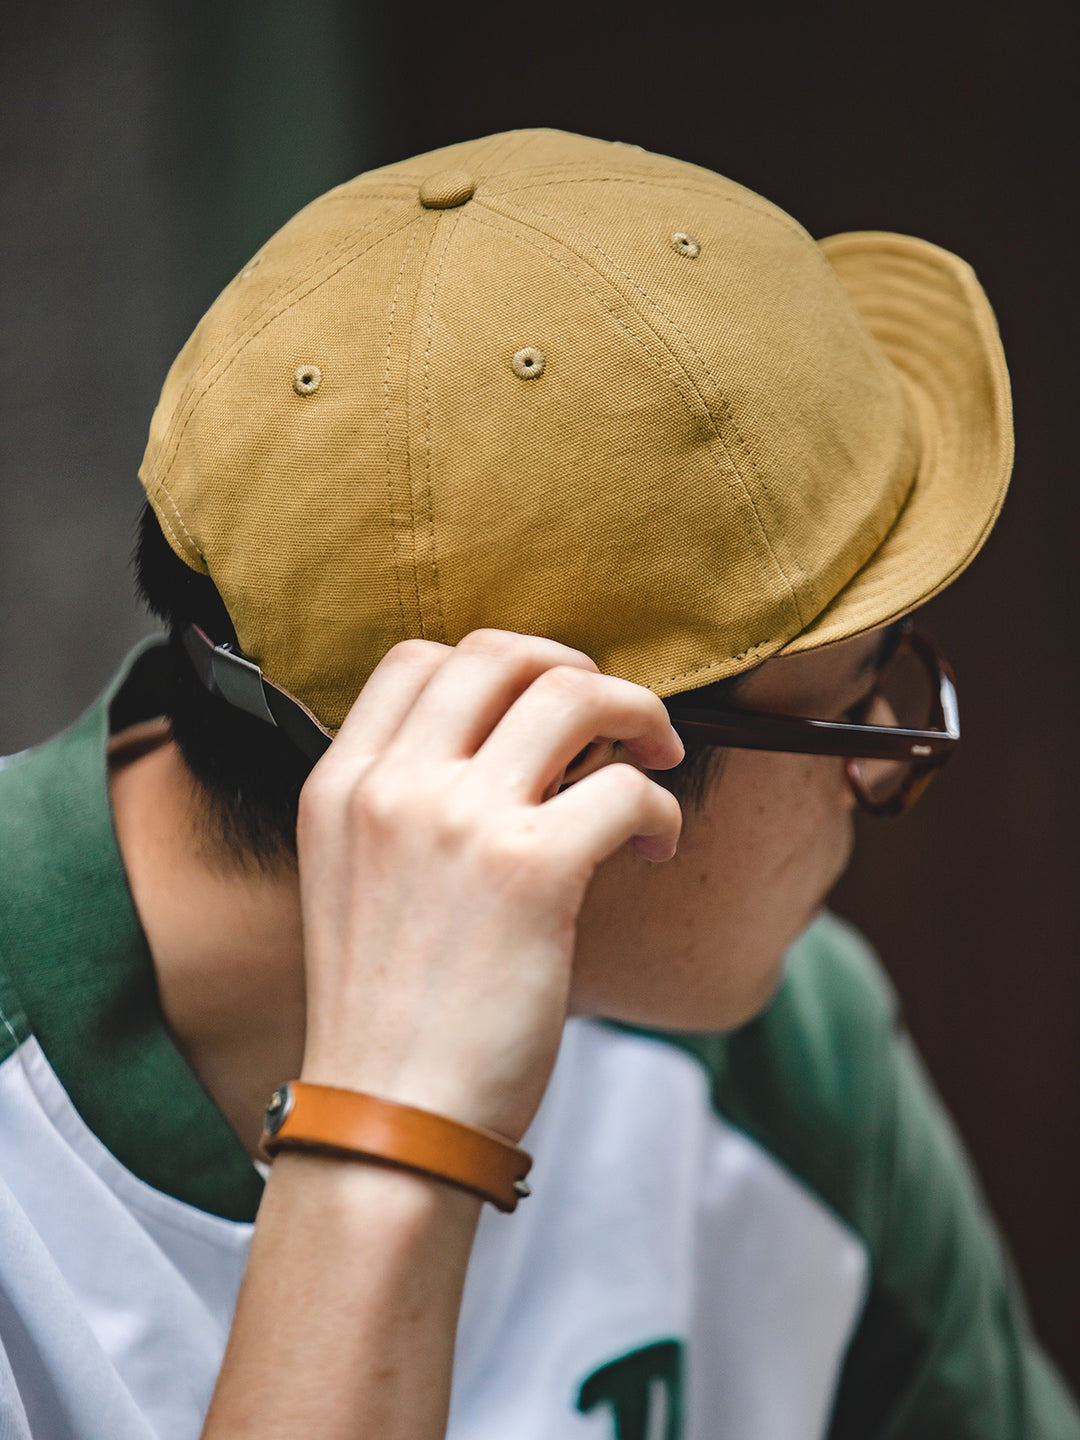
[0,641,263,1222]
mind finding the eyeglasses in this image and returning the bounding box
[663,626,959,817]
[183,621,959,819]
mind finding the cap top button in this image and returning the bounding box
[419,170,476,209]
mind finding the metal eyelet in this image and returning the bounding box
[671,232,700,258]
[293,365,322,395]
[512,347,545,379]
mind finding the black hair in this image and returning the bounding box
[132,501,737,866]
[133,503,312,868]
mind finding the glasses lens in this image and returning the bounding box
[848,641,935,805]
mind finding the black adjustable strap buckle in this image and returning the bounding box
[182,624,334,765]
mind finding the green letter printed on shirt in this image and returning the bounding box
[578,1338,683,1440]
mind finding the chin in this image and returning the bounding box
[686,956,789,1034]
[574,942,789,1036]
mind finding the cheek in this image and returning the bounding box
[700,750,851,887]
[570,752,855,1029]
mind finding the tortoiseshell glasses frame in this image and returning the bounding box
[183,621,959,819]
[662,626,959,818]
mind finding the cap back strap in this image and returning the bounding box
[182,623,334,764]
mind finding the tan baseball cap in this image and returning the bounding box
[139,128,1012,732]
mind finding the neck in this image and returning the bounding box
[109,730,306,1156]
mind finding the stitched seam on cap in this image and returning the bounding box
[490,169,732,198]
[479,131,530,168]
[318,189,419,203]
[495,198,803,604]
[151,208,414,476]
[784,357,1008,652]
[385,224,422,640]
[484,162,732,190]
[209,201,408,380]
[468,212,707,420]
[496,200,836,615]
[420,215,460,644]
[151,491,202,566]
[148,212,420,536]
[481,129,545,174]
[476,132,526,170]
[494,175,811,245]
[380,131,530,191]
[661,641,774,689]
[467,210,802,624]
[401,220,442,634]
[468,211,791,603]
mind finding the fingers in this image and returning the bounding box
[304,630,683,863]
[474,666,684,798]
[540,762,683,864]
[331,638,453,748]
[300,639,452,834]
[380,630,601,763]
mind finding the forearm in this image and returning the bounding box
[200,632,682,1435]
[202,1152,481,1439]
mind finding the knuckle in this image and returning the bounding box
[534,638,598,673]
[641,683,670,718]
[608,761,651,798]
[344,769,402,833]
[456,628,598,674]
[385,637,445,667]
[351,766,475,846]
[605,763,676,817]
[456,627,519,656]
[536,663,591,698]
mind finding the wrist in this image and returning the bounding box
[262,1080,533,1213]
[298,1046,530,1141]
[265,1146,484,1245]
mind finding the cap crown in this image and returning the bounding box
[140,129,918,728]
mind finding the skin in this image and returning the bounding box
[110,625,887,1151]
[574,634,880,1033]
[106,623,896,1439]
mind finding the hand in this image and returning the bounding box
[295,629,684,1143]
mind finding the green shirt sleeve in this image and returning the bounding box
[668,915,1080,1439]
[826,1010,1079,1438]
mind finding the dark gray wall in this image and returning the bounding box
[0,5,195,747]
[0,0,365,752]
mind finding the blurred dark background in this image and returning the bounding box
[2,0,1077,1389]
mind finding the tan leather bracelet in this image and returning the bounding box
[259,1081,533,1213]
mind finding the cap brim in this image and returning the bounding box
[781,230,1013,656]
